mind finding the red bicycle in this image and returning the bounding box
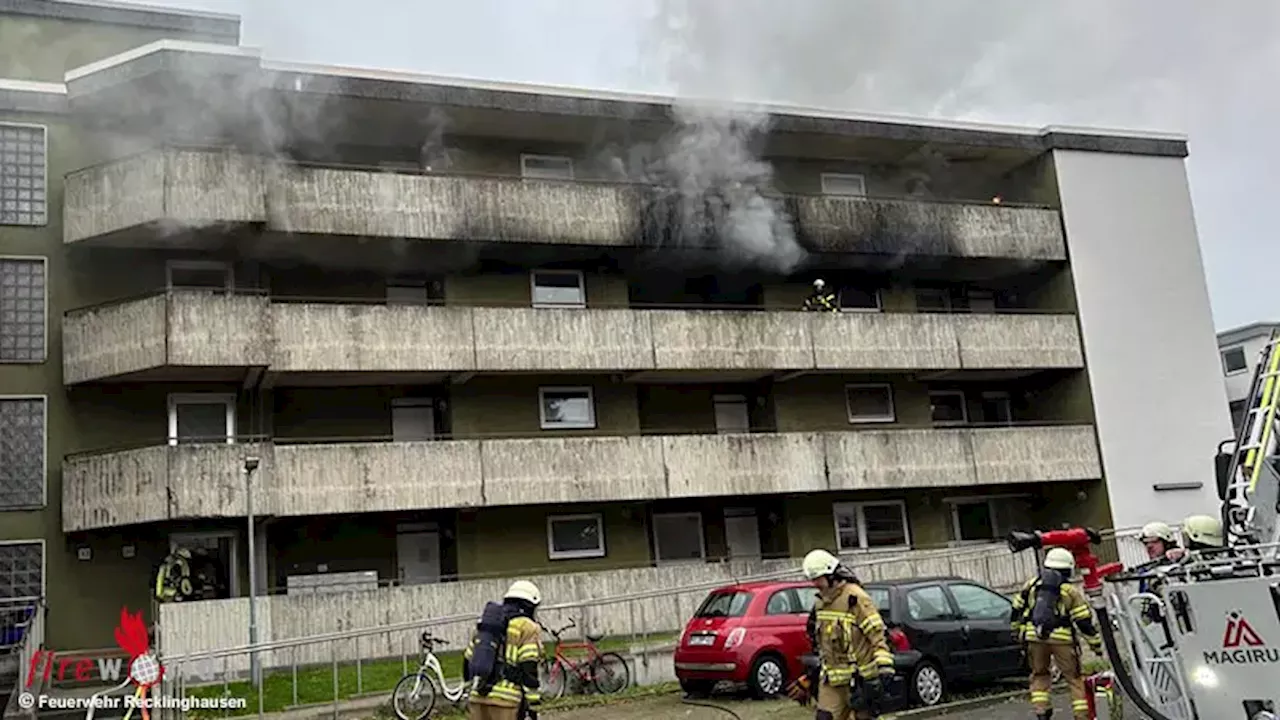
[539,619,630,699]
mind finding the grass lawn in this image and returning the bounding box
[185,632,678,717]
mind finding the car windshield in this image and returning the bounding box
[695,591,752,618]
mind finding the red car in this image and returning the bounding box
[672,580,912,699]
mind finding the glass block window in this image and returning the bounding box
[0,398,45,509]
[0,124,47,226]
[0,258,46,363]
[0,542,43,599]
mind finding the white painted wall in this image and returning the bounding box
[1054,150,1231,528]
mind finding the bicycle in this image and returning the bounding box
[539,619,630,700]
[391,632,470,720]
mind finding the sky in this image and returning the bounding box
[124,0,1278,331]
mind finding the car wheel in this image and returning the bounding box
[910,660,946,707]
[748,654,787,699]
[680,679,715,698]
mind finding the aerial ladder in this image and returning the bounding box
[1089,328,1280,720]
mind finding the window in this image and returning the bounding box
[713,394,751,434]
[947,495,1032,543]
[833,501,910,551]
[906,585,954,622]
[0,397,45,509]
[521,154,574,181]
[967,289,996,313]
[929,390,968,425]
[386,278,443,306]
[765,589,804,615]
[0,124,46,226]
[539,387,595,430]
[838,286,881,312]
[546,513,605,560]
[1222,346,1248,375]
[915,287,951,312]
[845,384,895,423]
[0,257,45,363]
[0,541,44,600]
[820,173,866,197]
[531,270,586,308]
[652,512,706,563]
[948,583,1011,621]
[695,591,752,618]
[166,260,233,292]
[167,393,236,445]
[978,391,1013,424]
[391,398,435,442]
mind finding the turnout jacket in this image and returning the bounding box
[809,582,895,685]
[464,615,544,708]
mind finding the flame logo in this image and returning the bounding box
[111,607,163,720]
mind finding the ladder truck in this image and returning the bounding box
[1090,327,1280,719]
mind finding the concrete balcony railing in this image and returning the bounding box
[62,424,1100,531]
[63,149,1066,260]
[63,294,1083,382]
[62,292,272,384]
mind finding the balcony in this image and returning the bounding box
[64,294,1084,383]
[62,150,1066,260]
[62,292,272,384]
[62,424,1100,531]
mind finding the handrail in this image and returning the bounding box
[63,422,1097,459]
[161,542,1028,665]
[61,286,1080,317]
[63,143,1059,211]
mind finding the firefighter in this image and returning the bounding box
[787,549,894,719]
[803,279,838,312]
[1180,514,1224,551]
[464,580,544,720]
[153,548,193,602]
[1011,548,1102,720]
[1138,521,1178,561]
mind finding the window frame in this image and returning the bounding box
[166,259,234,292]
[0,395,47,510]
[520,153,575,181]
[832,500,911,552]
[0,255,48,364]
[651,511,707,564]
[538,386,597,430]
[844,383,896,424]
[1221,346,1249,376]
[944,493,1033,544]
[0,122,48,227]
[820,172,867,197]
[0,538,46,599]
[170,530,240,596]
[929,390,969,426]
[167,392,237,446]
[530,269,587,309]
[944,581,1012,622]
[837,285,882,313]
[546,513,606,560]
[979,391,1013,425]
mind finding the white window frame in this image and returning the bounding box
[530,269,586,309]
[979,391,1013,425]
[838,286,882,313]
[651,511,707,564]
[1221,346,1249,376]
[0,395,47,509]
[520,154,575,181]
[0,122,48,227]
[170,530,240,596]
[832,501,911,552]
[167,393,237,446]
[538,386,596,430]
[820,172,867,197]
[166,260,233,292]
[546,513,606,560]
[0,538,46,598]
[0,255,48,364]
[844,383,895,424]
[929,390,969,426]
[944,493,1033,545]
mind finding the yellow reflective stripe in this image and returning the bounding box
[874,650,894,666]
[1070,605,1091,619]
[525,693,541,705]
[816,610,854,620]
[1248,332,1280,491]
[1072,700,1090,709]
[515,644,541,662]
[859,616,884,632]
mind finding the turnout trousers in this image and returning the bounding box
[816,681,874,720]
[1028,641,1088,719]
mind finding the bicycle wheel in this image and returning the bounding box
[540,658,569,700]
[392,672,437,720]
[590,653,630,695]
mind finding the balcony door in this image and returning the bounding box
[170,531,237,599]
[713,394,750,434]
[724,508,762,559]
[391,398,435,442]
[396,523,441,584]
[168,393,236,445]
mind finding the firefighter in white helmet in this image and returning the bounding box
[803,279,838,312]
[464,580,545,720]
[1010,548,1102,720]
[1139,521,1178,561]
[786,549,894,719]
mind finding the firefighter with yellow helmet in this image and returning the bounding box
[1180,513,1224,551]
[154,547,193,602]
[787,549,894,719]
[1010,547,1101,720]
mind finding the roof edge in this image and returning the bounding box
[0,0,239,39]
[0,77,67,114]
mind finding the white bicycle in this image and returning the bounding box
[391,632,470,720]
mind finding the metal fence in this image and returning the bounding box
[1,597,44,719]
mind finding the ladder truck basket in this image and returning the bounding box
[1097,571,1195,720]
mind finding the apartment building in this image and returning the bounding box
[1218,321,1279,432]
[0,1,1232,658]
